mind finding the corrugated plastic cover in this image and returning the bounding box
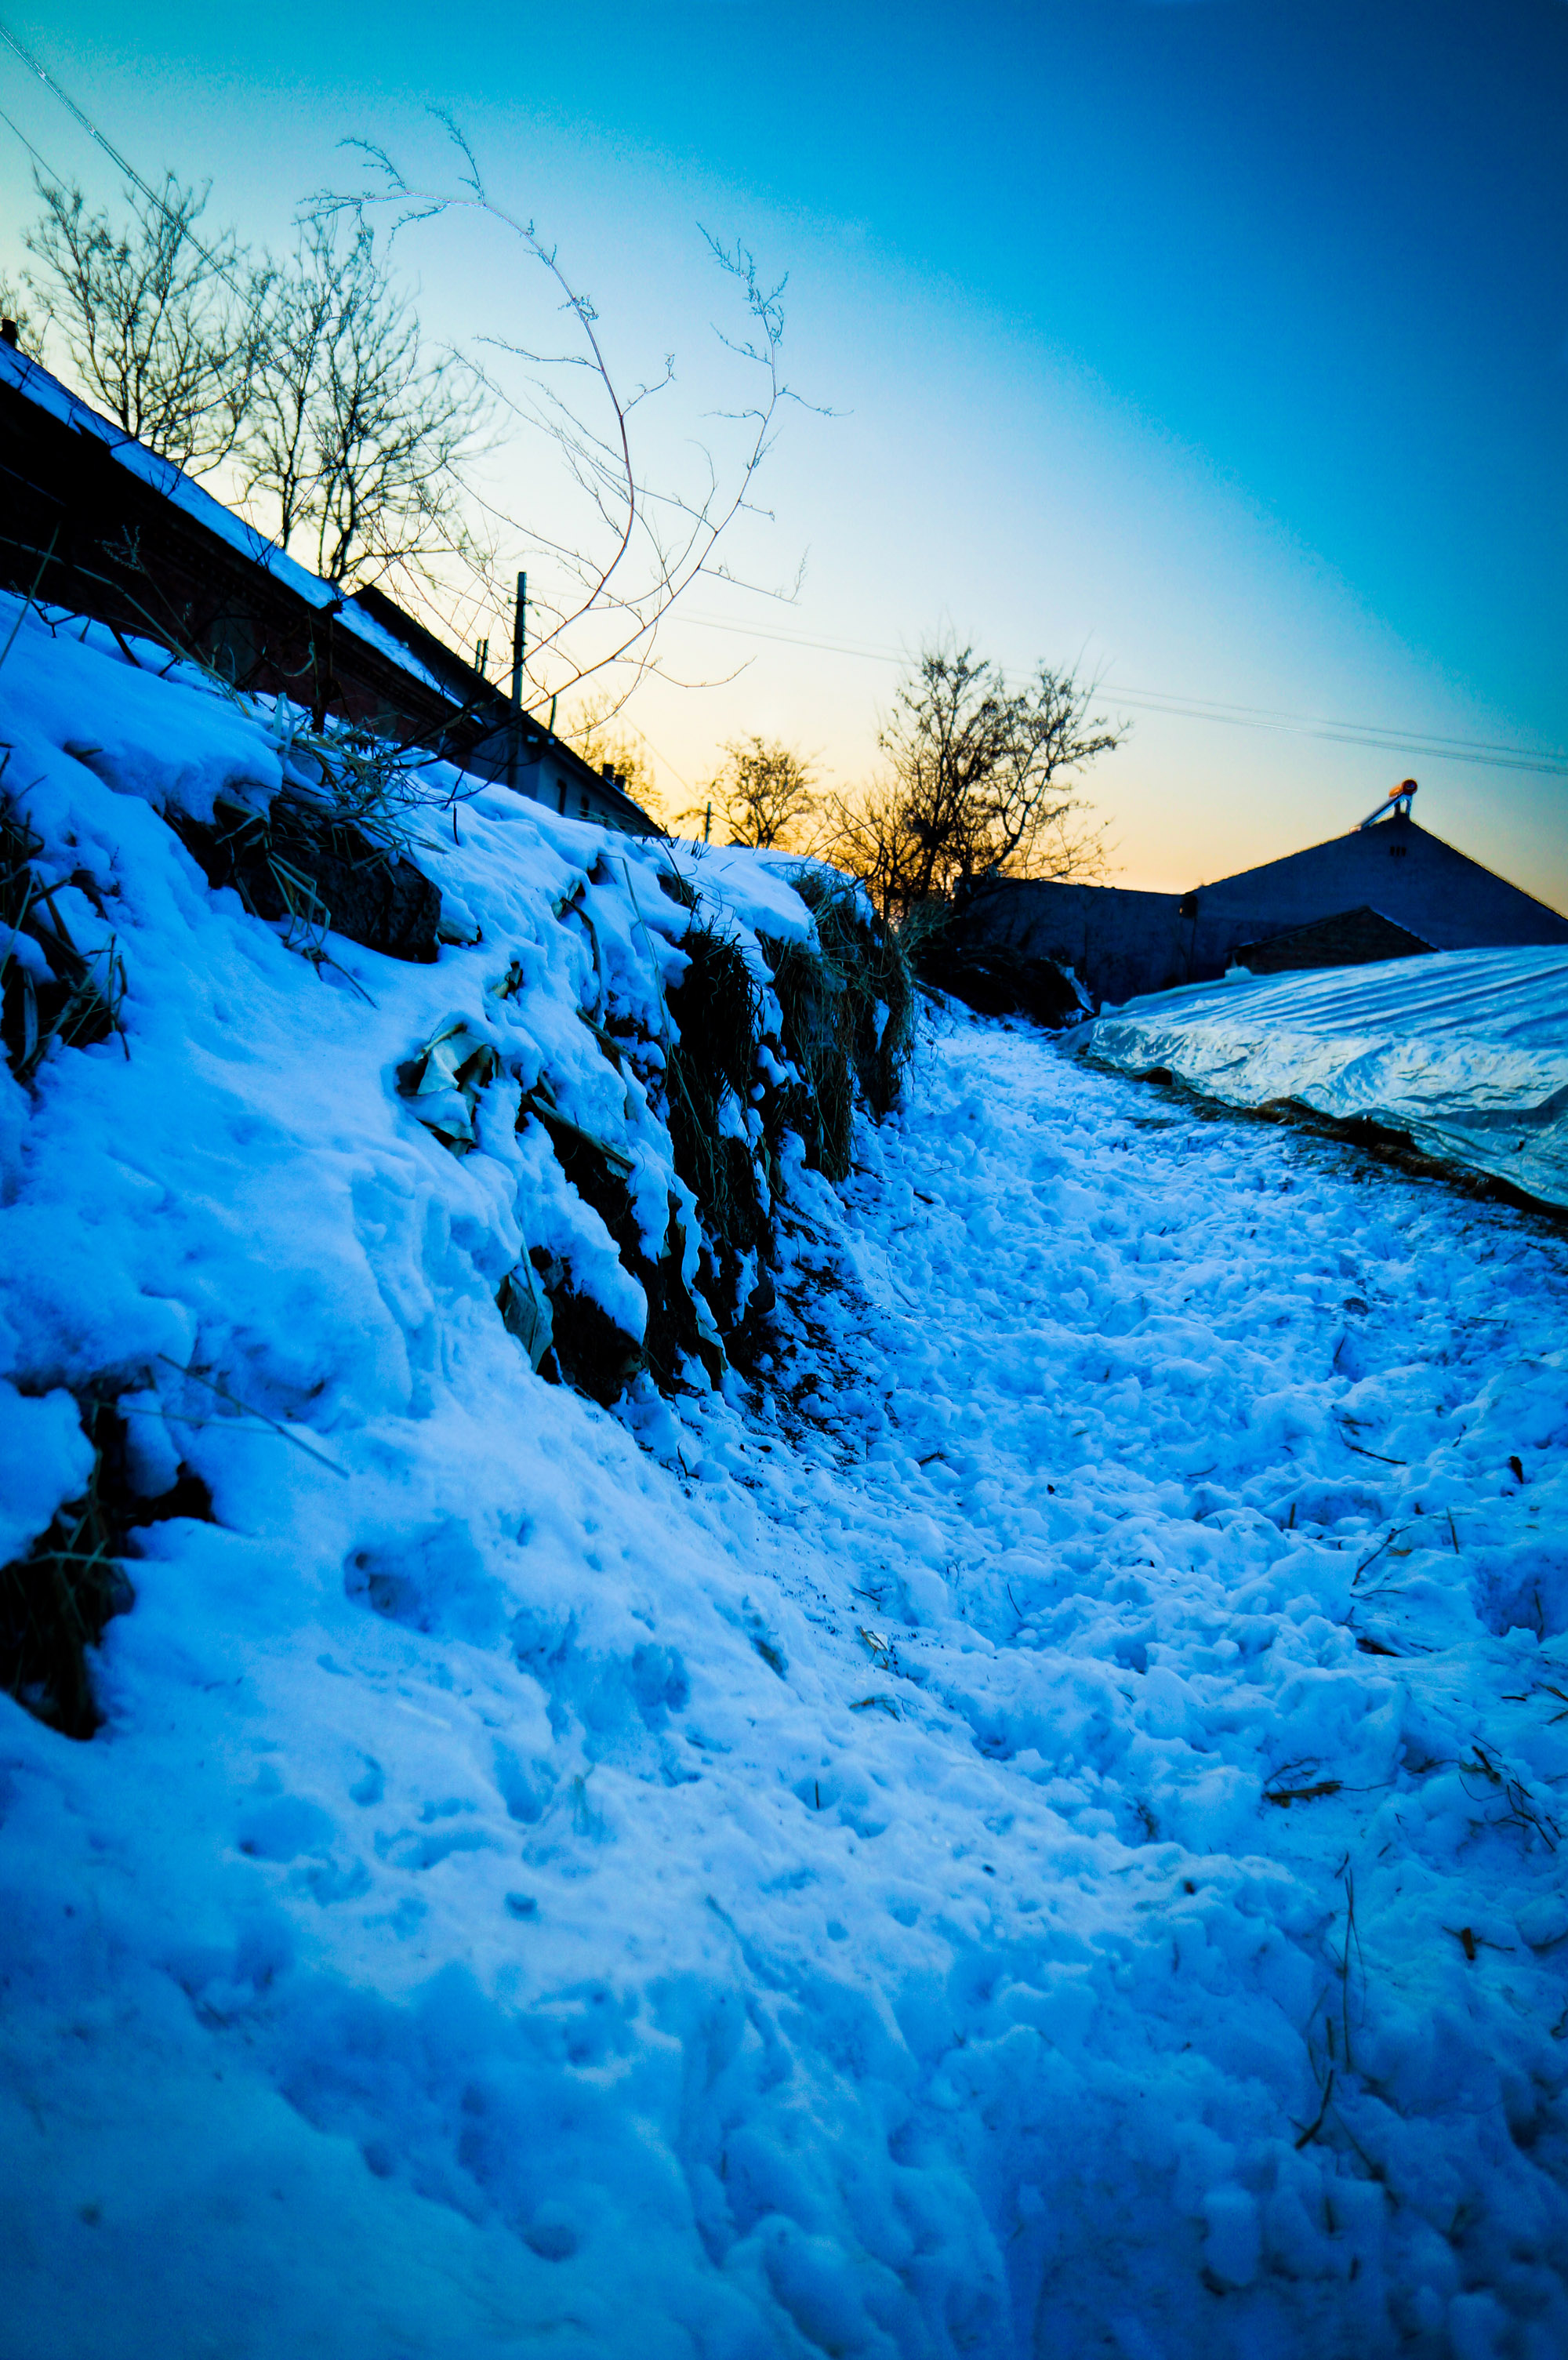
[1075,945,1568,1208]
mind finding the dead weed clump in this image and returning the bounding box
[0,1397,212,1738]
[764,873,916,1182]
[170,789,441,965]
[665,920,768,1254]
[1,792,125,1083]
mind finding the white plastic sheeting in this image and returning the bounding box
[1077,946,1568,1208]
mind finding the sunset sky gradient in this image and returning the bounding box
[2,1,1564,896]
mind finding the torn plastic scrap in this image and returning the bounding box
[396,1022,501,1153]
[497,1259,555,1371]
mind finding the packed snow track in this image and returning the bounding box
[5,1016,1565,2358]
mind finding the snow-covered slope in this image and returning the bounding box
[1077,949,1568,1210]
[2,597,1567,2358]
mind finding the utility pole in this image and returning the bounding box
[506,572,526,793]
[510,572,527,710]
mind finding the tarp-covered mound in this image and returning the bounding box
[1076,946,1568,1209]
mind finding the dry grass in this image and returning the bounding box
[764,873,917,1182]
[1,789,124,1082]
[0,1398,210,1739]
[665,918,768,1253]
[169,790,441,966]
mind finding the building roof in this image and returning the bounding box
[1189,808,1568,948]
[0,338,657,835]
[953,805,1568,1007]
[0,337,451,691]
[1232,904,1434,975]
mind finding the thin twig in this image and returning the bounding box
[1294,2068,1334,2151]
[155,1353,348,1476]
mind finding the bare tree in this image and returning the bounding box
[238,216,485,590]
[693,735,817,848]
[820,644,1123,920]
[235,220,337,557]
[315,115,823,708]
[0,275,38,348]
[20,172,484,599]
[22,171,257,474]
[19,130,822,717]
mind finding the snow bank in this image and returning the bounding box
[3,590,1568,2357]
[1075,947,1568,1207]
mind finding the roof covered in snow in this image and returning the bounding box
[0,339,657,833]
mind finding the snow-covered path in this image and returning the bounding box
[648,1014,1568,2358]
[5,809,1567,2358]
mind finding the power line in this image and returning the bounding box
[0,17,257,311]
[0,92,60,187]
[1087,684,1566,773]
[608,713,693,796]
[675,609,1568,779]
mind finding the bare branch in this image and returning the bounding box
[23,169,257,473]
[310,118,817,704]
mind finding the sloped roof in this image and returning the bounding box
[1191,810,1568,940]
[1233,903,1435,973]
[0,339,452,695]
[0,339,657,831]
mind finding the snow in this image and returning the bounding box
[3,588,1568,2357]
[661,844,856,949]
[1076,948,1568,1209]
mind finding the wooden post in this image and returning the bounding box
[507,572,526,792]
[510,572,527,708]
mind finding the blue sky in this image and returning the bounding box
[2,1,1565,894]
